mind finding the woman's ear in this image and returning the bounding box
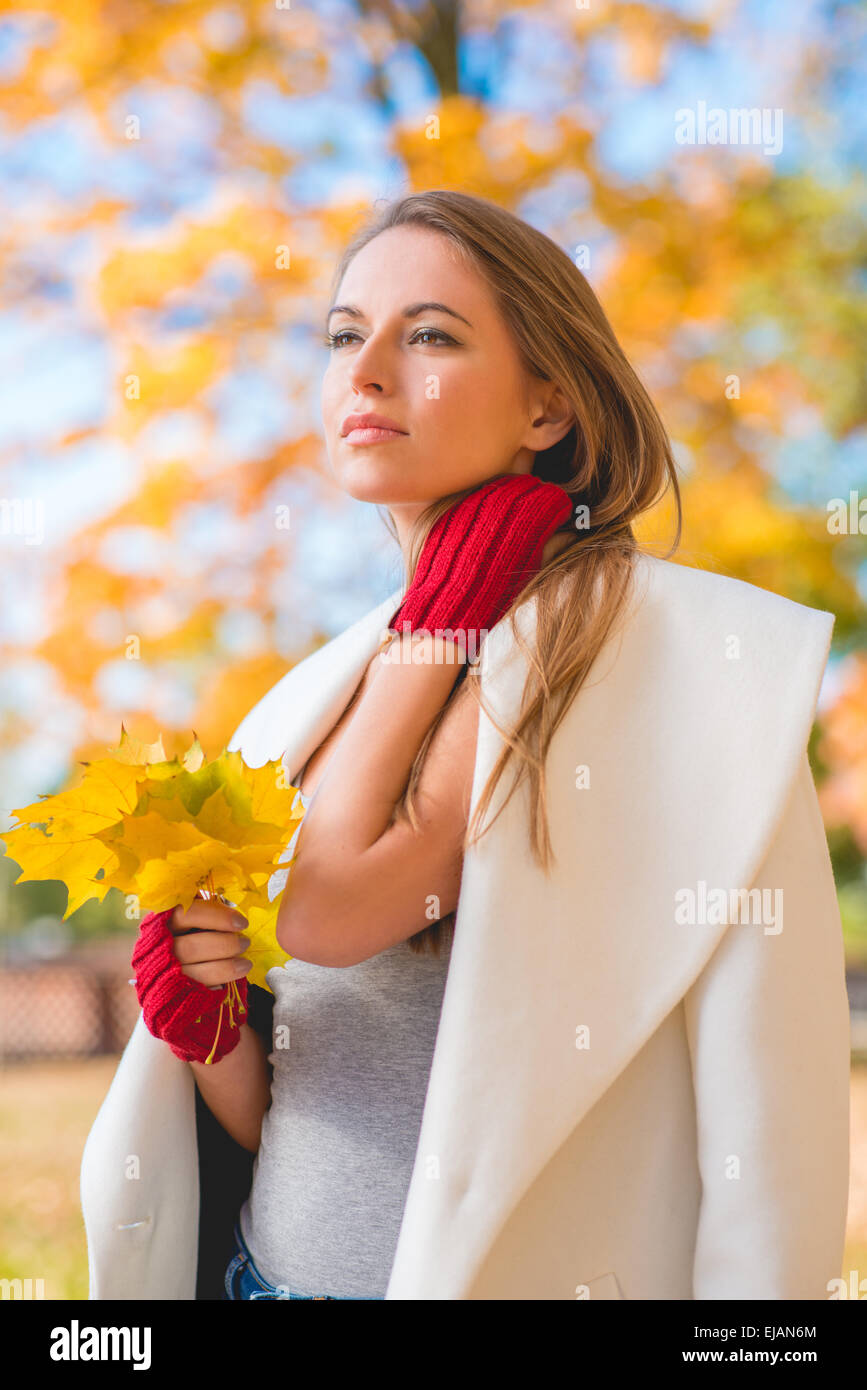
[527,382,575,452]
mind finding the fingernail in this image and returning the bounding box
[230,910,247,929]
[235,959,252,975]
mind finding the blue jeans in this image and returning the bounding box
[222,1222,383,1300]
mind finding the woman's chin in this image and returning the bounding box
[334,469,432,507]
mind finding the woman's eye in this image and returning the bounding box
[324,330,359,349]
[409,327,453,346]
[324,326,455,350]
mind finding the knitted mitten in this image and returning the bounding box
[386,473,573,646]
[131,908,248,1065]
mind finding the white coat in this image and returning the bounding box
[79,550,851,1299]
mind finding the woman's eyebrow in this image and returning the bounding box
[326,300,474,328]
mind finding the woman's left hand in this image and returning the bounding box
[387,472,573,645]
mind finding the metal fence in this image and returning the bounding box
[0,936,140,1061]
[2,936,867,1062]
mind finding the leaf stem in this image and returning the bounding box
[202,869,246,1064]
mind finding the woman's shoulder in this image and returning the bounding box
[628,553,836,700]
[617,551,835,753]
[493,547,835,751]
[505,548,834,670]
[635,549,833,622]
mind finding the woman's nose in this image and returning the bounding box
[346,338,392,394]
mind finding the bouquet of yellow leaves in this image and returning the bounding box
[1,726,306,1002]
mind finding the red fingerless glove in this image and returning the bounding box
[387,473,573,647]
[131,908,248,1065]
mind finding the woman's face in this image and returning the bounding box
[320,224,573,547]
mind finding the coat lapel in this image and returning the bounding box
[227,585,406,779]
[227,552,835,1300]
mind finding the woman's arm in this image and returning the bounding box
[276,630,477,967]
[189,1022,272,1154]
[163,898,272,1152]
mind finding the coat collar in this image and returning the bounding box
[227,551,834,1298]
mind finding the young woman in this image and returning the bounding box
[81,190,850,1302]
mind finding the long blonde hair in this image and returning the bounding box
[329,190,682,956]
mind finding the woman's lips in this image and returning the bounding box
[342,426,408,444]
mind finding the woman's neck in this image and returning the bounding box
[540,531,572,566]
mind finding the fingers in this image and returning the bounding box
[170,900,248,935]
[179,954,252,989]
[164,900,252,987]
[172,928,248,966]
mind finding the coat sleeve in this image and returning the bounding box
[682,749,851,1299]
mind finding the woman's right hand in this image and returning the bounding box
[168,894,252,990]
[131,896,251,1065]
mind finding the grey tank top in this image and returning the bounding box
[239,788,453,1298]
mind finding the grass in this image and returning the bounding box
[0,1057,118,1301]
[2,1056,867,1300]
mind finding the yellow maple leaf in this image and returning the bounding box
[105,724,169,766]
[1,727,306,990]
[240,898,293,991]
[4,755,148,919]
